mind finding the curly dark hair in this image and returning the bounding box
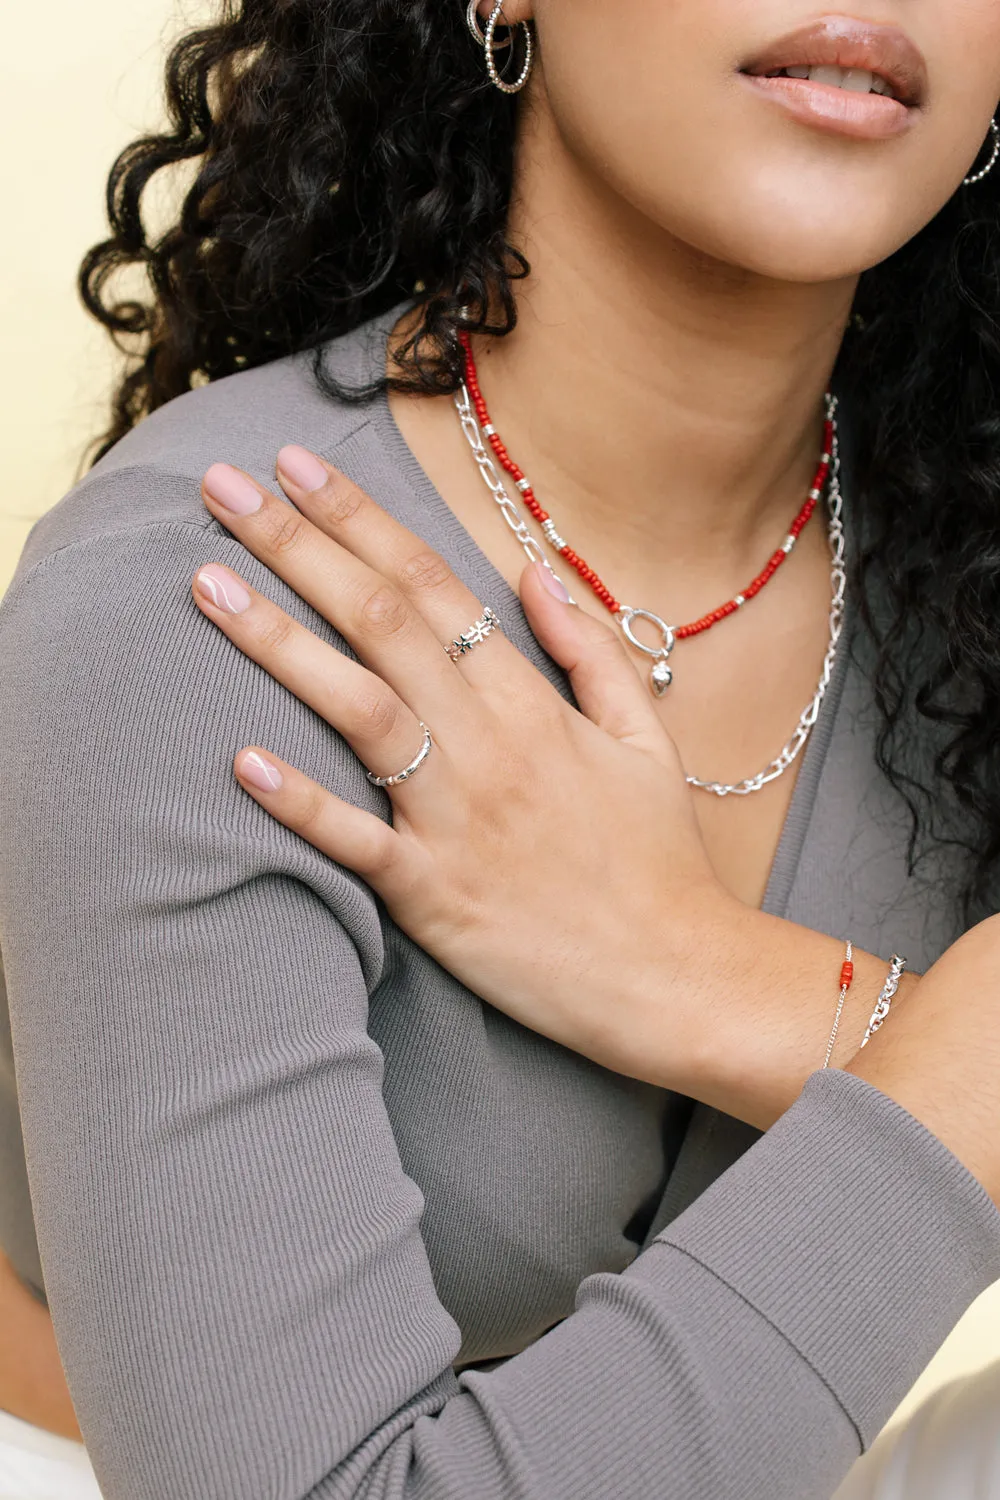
[80,0,1000,919]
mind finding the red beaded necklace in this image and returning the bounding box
[458,330,835,695]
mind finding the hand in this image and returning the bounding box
[191,446,729,1090]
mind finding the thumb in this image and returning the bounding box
[520,560,677,762]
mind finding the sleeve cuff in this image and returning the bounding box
[656,1068,1000,1447]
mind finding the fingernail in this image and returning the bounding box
[195,565,251,615]
[203,463,263,515]
[277,445,328,493]
[239,752,284,792]
[534,561,572,602]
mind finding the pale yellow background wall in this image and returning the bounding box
[1,0,998,1447]
[0,0,214,597]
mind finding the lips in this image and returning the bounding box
[737,15,927,142]
[741,16,928,109]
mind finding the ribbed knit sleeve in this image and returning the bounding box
[1,497,999,1500]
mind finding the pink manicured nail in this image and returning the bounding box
[534,561,572,602]
[277,445,328,493]
[194,565,251,614]
[239,752,284,792]
[203,463,263,515]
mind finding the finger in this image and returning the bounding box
[232,745,421,904]
[273,445,523,689]
[193,562,441,789]
[200,462,470,717]
[519,561,677,763]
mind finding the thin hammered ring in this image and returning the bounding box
[365,723,434,789]
[445,606,503,662]
[483,2,533,94]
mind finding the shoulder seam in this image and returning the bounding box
[8,409,381,596]
[18,513,214,574]
[2,513,217,619]
[314,411,377,464]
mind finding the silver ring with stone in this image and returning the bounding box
[366,723,434,789]
[444,606,503,663]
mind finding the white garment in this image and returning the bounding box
[834,1359,1000,1500]
[0,1410,102,1500]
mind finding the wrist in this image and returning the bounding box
[618,883,765,1101]
[632,895,917,1132]
[669,898,829,1126]
[611,876,742,1094]
[844,920,1000,1206]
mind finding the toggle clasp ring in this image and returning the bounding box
[618,606,677,696]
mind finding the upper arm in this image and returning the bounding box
[0,513,463,1495]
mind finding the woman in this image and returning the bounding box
[2,1,1000,1496]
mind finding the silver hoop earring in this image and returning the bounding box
[466,0,515,49]
[468,2,534,95]
[964,118,1000,187]
[466,0,488,45]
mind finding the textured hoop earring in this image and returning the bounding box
[964,118,1000,186]
[466,0,488,45]
[466,0,516,50]
[482,2,534,95]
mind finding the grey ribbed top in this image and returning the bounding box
[1,305,998,1500]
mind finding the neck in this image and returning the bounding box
[475,97,858,578]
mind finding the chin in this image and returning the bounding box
[713,223,904,283]
[662,189,931,286]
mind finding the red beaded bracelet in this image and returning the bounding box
[823,939,855,1069]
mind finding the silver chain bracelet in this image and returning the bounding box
[859,954,908,1049]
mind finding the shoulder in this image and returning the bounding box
[7,304,410,592]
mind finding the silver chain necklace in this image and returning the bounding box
[454,384,847,799]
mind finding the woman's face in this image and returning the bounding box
[499,1,1000,281]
